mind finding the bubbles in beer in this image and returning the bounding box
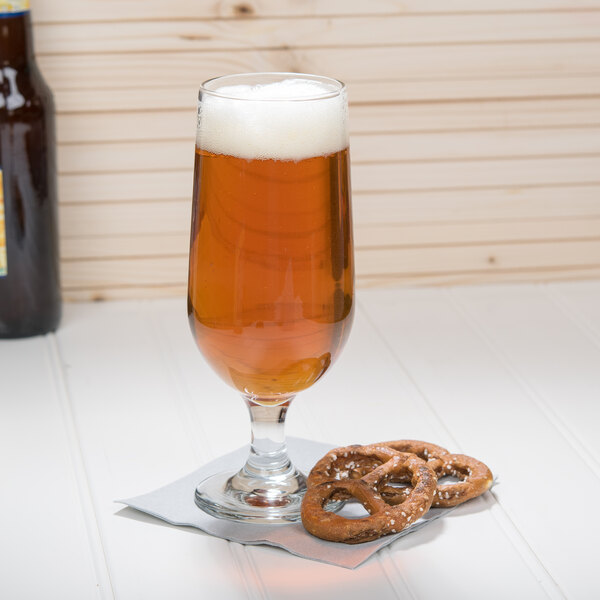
[197,77,348,161]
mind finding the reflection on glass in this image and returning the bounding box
[188,73,354,523]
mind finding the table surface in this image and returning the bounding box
[2,282,599,600]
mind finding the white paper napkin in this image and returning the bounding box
[117,437,458,569]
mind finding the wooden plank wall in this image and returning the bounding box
[30,0,600,300]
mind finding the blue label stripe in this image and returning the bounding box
[0,10,29,17]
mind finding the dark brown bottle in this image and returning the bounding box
[0,3,60,338]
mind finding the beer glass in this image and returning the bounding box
[188,73,354,522]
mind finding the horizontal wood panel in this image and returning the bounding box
[29,0,600,24]
[56,98,600,144]
[60,239,600,288]
[61,233,188,260]
[352,185,600,224]
[64,285,188,301]
[61,267,600,300]
[60,200,191,236]
[59,217,600,260]
[52,77,600,114]
[57,155,600,203]
[38,43,600,91]
[56,127,600,174]
[58,186,600,239]
[355,155,600,191]
[34,12,600,55]
[349,98,600,134]
[353,127,600,163]
[359,240,600,275]
[58,140,194,173]
[358,266,600,287]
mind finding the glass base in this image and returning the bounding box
[195,465,307,523]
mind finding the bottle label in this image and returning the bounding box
[0,1,29,14]
[0,170,6,277]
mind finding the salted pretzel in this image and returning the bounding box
[431,453,493,506]
[306,444,402,500]
[382,440,449,471]
[301,452,437,544]
[379,440,493,508]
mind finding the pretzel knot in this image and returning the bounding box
[379,441,493,508]
[306,444,402,500]
[301,452,436,544]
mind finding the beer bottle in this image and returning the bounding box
[0,1,61,338]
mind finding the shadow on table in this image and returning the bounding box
[114,490,494,562]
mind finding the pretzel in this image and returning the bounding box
[382,440,449,471]
[431,453,493,507]
[378,441,493,508]
[306,444,402,500]
[301,453,437,544]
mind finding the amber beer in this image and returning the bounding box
[188,77,353,402]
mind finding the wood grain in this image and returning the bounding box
[29,0,600,23]
[57,127,600,173]
[37,43,600,91]
[56,156,600,203]
[56,98,600,143]
[25,0,600,298]
[34,12,600,54]
[59,218,600,260]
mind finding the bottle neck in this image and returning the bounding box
[0,11,34,66]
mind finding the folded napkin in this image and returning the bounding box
[117,437,458,569]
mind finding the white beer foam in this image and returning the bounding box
[196,78,348,161]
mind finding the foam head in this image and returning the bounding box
[196,75,348,161]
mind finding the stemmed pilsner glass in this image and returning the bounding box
[187,73,354,523]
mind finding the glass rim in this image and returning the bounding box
[199,72,346,102]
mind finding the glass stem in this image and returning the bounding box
[243,396,295,479]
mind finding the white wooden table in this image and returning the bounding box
[2,282,599,600]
